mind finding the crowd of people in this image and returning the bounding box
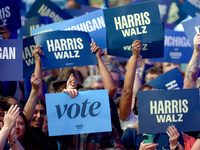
[1,0,200,150]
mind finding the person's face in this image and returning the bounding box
[31,104,45,128]
[162,62,180,73]
[15,115,25,141]
[110,72,120,88]
[91,82,104,90]
[145,73,160,83]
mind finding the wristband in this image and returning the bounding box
[8,137,17,146]
[170,142,179,150]
[136,68,140,74]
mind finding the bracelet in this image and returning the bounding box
[170,142,179,150]
[136,68,140,74]
[29,99,37,102]
[8,137,17,146]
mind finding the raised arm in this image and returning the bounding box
[23,74,40,125]
[90,42,116,97]
[183,33,200,89]
[0,105,22,150]
[119,40,142,121]
[32,45,45,101]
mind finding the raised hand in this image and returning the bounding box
[3,105,20,130]
[30,73,41,90]
[33,45,44,61]
[194,33,200,52]
[90,41,103,58]
[66,73,77,90]
[62,89,78,99]
[166,125,180,147]
[0,26,11,39]
[131,40,142,57]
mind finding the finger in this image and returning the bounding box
[9,105,18,116]
[7,105,14,114]
[171,125,179,135]
[74,89,78,97]
[71,90,75,98]
[13,107,20,119]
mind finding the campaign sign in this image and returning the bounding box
[0,1,21,31]
[107,40,164,59]
[45,90,112,136]
[31,20,65,36]
[0,39,22,81]
[150,30,193,63]
[147,67,183,90]
[80,5,100,15]
[26,0,73,22]
[32,8,106,49]
[182,0,200,17]
[104,0,164,50]
[33,31,97,70]
[23,36,36,79]
[157,0,187,25]
[64,9,81,18]
[25,16,53,37]
[53,8,106,49]
[137,88,200,133]
[163,30,192,63]
[17,9,26,39]
[182,15,200,51]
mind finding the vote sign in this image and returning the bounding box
[45,90,112,136]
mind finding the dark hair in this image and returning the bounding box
[145,66,162,75]
[18,112,33,150]
[37,99,46,112]
[138,84,154,91]
[0,97,11,111]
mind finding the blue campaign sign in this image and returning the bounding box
[137,88,200,133]
[64,9,81,18]
[23,36,36,79]
[0,39,23,81]
[150,29,193,63]
[147,67,183,90]
[32,8,107,49]
[104,0,164,50]
[31,20,65,36]
[25,16,53,36]
[107,39,164,59]
[182,0,200,17]
[157,0,187,25]
[45,90,112,136]
[182,15,200,51]
[33,31,98,70]
[26,0,73,22]
[55,8,106,49]
[17,9,26,39]
[0,1,21,31]
[80,5,100,15]
[127,0,187,25]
